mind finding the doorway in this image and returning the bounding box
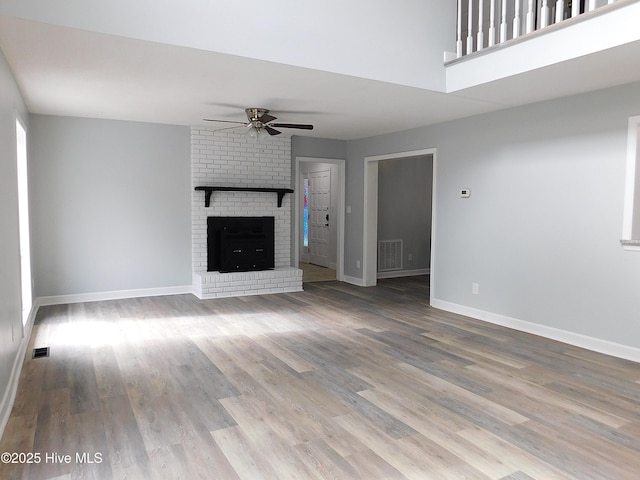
[295,157,345,282]
[363,148,436,303]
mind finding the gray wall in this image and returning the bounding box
[29,115,191,297]
[0,48,29,431]
[377,156,432,272]
[291,136,346,165]
[344,81,640,349]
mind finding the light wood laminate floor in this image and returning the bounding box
[300,263,336,283]
[2,276,640,479]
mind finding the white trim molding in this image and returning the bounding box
[622,114,640,247]
[36,285,193,307]
[431,298,640,363]
[343,275,367,287]
[377,268,430,279]
[0,301,38,441]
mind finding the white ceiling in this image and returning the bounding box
[1,14,640,140]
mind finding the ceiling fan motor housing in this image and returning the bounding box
[245,108,269,121]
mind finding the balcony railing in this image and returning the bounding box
[456,0,620,58]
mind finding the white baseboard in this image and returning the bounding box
[431,298,640,363]
[377,268,430,279]
[0,300,39,441]
[343,275,366,287]
[36,285,194,306]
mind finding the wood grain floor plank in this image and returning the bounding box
[211,425,280,480]
[357,388,515,478]
[179,430,242,480]
[333,412,437,480]
[100,394,151,479]
[147,443,193,480]
[293,438,362,480]
[250,332,317,373]
[396,362,530,426]
[220,394,317,446]
[458,426,575,480]
[344,449,407,480]
[348,367,476,433]
[395,433,493,480]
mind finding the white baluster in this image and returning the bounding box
[555,0,565,23]
[457,0,463,57]
[540,0,550,27]
[526,0,535,33]
[489,0,497,46]
[513,0,521,39]
[588,0,597,11]
[477,0,485,50]
[500,0,508,43]
[467,0,474,54]
[572,0,580,17]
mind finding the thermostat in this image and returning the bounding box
[460,188,471,198]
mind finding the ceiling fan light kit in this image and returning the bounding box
[204,107,314,141]
[246,125,270,142]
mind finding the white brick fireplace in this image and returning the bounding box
[191,127,302,298]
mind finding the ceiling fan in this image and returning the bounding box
[204,108,314,139]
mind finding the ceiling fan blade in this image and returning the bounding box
[264,126,282,136]
[258,113,277,124]
[269,123,314,130]
[203,118,248,125]
[211,125,247,132]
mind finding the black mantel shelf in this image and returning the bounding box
[195,186,294,208]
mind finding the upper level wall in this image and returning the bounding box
[0,0,455,92]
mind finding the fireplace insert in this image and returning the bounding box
[207,216,275,273]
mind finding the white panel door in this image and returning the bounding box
[309,169,331,267]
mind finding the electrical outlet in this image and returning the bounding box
[472,283,479,295]
[356,260,361,269]
[408,253,413,261]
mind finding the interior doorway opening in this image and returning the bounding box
[295,157,345,283]
[363,148,436,303]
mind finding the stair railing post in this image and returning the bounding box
[457,0,463,57]
[500,0,508,43]
[572,0,580,17]
[526,0,535,33]
[555,0,565,23]
[477,0,485,50]
[513,0,521,38]
[467,0,475,54]
[489,0,497,46]
[540,0,550,27]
